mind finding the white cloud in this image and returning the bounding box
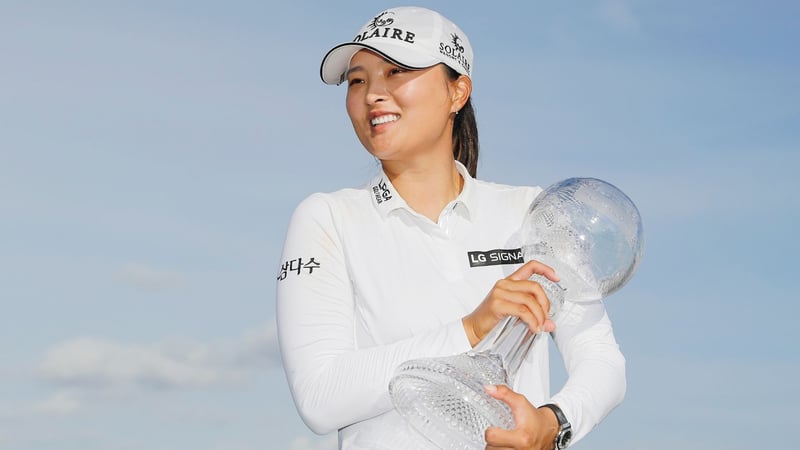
[288,434,338,450]
[113,262,185,291]
[239,321,282,367]
[597,0,641,32]
[0,390,84,422]
[39,322,280,390]
[40,337,241,388]
[29,391,81,415]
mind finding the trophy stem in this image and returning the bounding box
[471,316,534,383]
[472,274,565,384]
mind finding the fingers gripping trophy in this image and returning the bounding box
[388,178,645,449]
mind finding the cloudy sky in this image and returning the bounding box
[1,1,798,449]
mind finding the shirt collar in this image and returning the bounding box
[367,160,476,220]
[367,173,405,217]
[453,160,476,219]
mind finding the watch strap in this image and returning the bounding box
[541,403,572,449]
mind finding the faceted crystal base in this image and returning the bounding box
[388,351,514,450]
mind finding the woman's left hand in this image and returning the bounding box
[483,385,559,450]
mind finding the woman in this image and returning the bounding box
[276,6,626,450]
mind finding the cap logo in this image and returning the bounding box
[368,11,395,29]
[439,33,471,74]
[354,11,416,44]
[449,34,465,53]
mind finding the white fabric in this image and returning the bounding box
[276,162,626,449]
[320,6,474,85]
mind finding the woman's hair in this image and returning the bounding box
[445,66,479,178]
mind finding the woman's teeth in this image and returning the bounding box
[371,114,399,126]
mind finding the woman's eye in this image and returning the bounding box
[389,67,405,75]
[347,78,364,86]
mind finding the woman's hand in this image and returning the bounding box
[462,260,559,347]
[483,385,559,450]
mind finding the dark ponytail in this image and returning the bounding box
[446,67,479,178]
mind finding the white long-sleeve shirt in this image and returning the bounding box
[276,162,626,449]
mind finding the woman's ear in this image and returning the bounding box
[451,75,472,114]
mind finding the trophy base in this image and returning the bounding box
[388,352,514,450]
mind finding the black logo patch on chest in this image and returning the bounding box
[467,248,523,267]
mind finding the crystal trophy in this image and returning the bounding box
[388,177,645,449]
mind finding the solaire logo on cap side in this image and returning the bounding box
[439,33,470,74]
[353,11,416,44]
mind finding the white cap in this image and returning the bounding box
[320,6,473,85]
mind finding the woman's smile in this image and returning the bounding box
[370,113,400,127]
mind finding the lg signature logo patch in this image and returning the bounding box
[467,248,523,267]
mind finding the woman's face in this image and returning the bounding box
[345,49,464,164]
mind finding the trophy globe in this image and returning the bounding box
[388,177,644,449]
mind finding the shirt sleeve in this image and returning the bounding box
[275,194,472,435]
[547,300,627,445]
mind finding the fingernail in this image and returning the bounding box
[483,384,497,393]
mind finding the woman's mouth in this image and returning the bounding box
[371,114,400,127]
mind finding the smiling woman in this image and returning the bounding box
[275,6,626,450]
[343,51,471,221]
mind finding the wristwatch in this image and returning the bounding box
[541,403,572,449]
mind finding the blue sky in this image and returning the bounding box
[1,1,798,449]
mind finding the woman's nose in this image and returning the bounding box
[365,79,389,105]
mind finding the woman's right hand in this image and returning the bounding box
[462,260,560,347]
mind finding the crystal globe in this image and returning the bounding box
[389,178,644,449]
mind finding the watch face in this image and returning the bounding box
[559,429,573,448]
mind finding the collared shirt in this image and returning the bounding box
[276,162,625,449]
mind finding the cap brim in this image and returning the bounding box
[320,42,440,85]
